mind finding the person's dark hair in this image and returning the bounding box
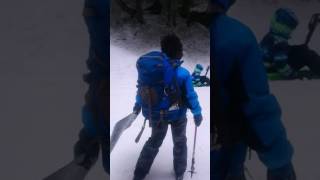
[160,33,183,59]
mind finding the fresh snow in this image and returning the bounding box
[110,45,211,180]
[110,3,210,178]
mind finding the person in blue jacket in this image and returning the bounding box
[261,8,299,79]
[132,34,203,180]
[211,0,296,179]
[72,0,109,174]
[261,8,320,80]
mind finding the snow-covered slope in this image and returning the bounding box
[110,5,210,179]
[110,45,210,180]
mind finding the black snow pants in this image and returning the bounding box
[73,79,109,173]
[134,118,188,179]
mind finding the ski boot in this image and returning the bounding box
[192,64,204,77]
[192,64,204,86]
[192,64,210,87]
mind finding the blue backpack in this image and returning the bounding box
[136,51,182,120]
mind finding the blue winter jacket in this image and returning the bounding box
[81,0,109,139]
[135,59,202,122]
[211,14,293,169]
[83,0,108,82]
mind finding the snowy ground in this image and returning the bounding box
[110,45,210,180]
[110,4,210,179]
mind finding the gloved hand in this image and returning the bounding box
[133,103,141,115]
[194,114,203,127]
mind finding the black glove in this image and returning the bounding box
[194,114,203,127]
[133,103,141,115]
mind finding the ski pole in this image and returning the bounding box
[204,66,210,77]
[305,13,320,46]
[135,118,147,143]
[188,126,198,178]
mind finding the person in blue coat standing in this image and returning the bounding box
[132,34,203,180]
[73,0,109,174]
[211,0,296,179]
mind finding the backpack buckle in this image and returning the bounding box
[168,103,180,111]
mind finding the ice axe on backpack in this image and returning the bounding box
[135,118,147,143]
[110,113,139,153]
[188,126,198,178]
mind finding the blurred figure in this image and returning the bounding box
[261,8,320,80]
[211,0,296,180]
[73,0,109,174]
